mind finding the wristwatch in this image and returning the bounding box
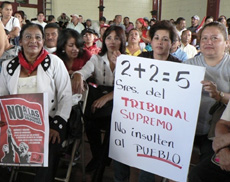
[219,91,224,101]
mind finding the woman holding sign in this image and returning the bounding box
[187,22,230,182]
[72,26,126,180]
[0,23,72,182]
[114,20,181,182]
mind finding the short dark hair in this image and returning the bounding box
[175,17,185,25]
[48,15,55,22]
[14,10,25,20]
[0,1,11,9]
[37,11,45,16]
[56,28,84,61]
[99,25,126,56]
[19,23,44,40]
[149,20,177,43]
[99,16,106,22]
[44,23,60,34]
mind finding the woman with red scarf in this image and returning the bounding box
[135,18,151,45]
[0,23,72,182]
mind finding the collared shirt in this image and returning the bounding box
[181,43,198,59]
[32,20,47,29]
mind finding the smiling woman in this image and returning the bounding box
[0,23,72,182]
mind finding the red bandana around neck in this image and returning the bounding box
[18,49,49,75]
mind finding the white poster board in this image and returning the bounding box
[109,55,206,182]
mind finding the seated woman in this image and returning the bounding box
[114,20,181,182]
[186,21,230,182]
[71,26,126,179]
[125,28,146,56]
[135,18,151,48]
[56,28,92,75]
[0,23,72,182]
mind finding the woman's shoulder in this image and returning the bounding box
[184,55,204,65]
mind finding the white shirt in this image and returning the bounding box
[66,22,85,33]
[181,43,197,59]
[1,16,21,32]
[32,20,47,29]
[74,53,115,86]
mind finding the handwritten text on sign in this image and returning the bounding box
[109,55,205,182]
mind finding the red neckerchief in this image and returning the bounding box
[18,49,49,75]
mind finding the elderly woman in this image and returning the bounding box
[56,28,92,75]
[72,26,126,180]
[0,23,72,182]
[187,21,230,182]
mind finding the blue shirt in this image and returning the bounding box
[171,48,188,62]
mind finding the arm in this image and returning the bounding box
[8,27,20,39]
[213,119,230,171]
[91,91,114,113]
[0,22,6,57]
[201,80,230,104]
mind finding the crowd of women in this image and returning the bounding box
[0,1,230,182]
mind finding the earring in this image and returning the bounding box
[62,50,65,53]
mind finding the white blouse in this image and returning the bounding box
[17,76,37,94]
[74,53,115,86]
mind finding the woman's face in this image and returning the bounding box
[151,30,172,57]
[200,26,227,60]
[20,27,44,57]
[65,37,79,60]
[14,13,23,23]
[2,4,12,18]
[105,31,121,53]
[205,18,213,25]
[135,20,143,29]
[128,30,141,44]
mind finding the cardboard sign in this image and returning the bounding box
[109,55,205,182]
[0,93,49,167]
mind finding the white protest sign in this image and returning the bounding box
[109,55,206,182]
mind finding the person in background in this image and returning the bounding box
[57,13,70,29]
[32,12,47,29]
[44,23,60,54]
[123,16,134,37]
[181,29,198,58]
[0,29,20,72]
[187,15,200,45]
[125,28,147,56]
[135,18,151,46]
[79,15,84,24]
[217,17,227,27]
[113,15,125,30]
[175,17,187,37]
[56,28,92,75]
[95,24,110,48]
[170,34,188,61]
[150,18,157,27]
[84,19,93,29]
[92,16,107,35]
[67,14,85,34]
[47,15,56,24]
[205,16,214,25]
[0,1,21,40]
[0,23,72,182]
[13,10,25,46]
[81,28,101,55]
[143,17,150,30]
[14,10,25,28]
